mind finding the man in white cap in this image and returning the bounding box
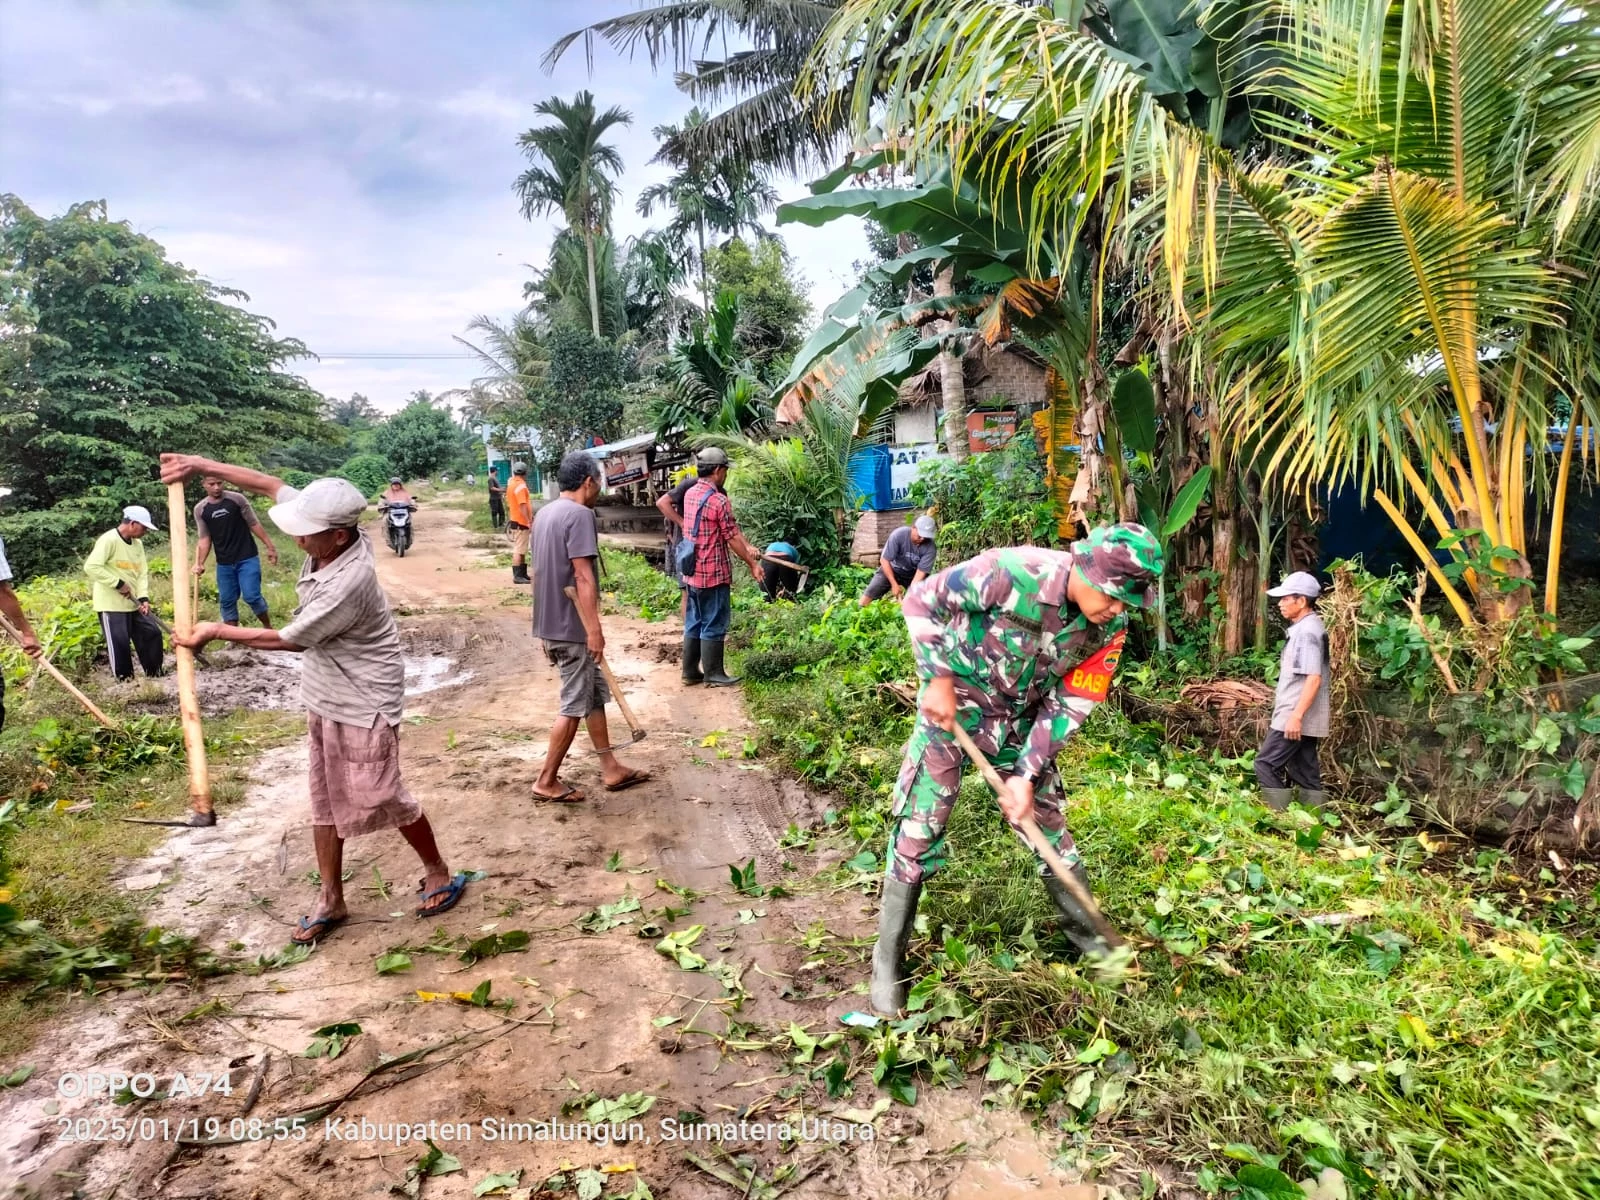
[859,514,939,607]
[1257,571,1330,810]
[158,454,469,944]
[84,505,165,680]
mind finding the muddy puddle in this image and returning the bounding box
[138,637,472,717]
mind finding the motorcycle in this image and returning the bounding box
[381,503,416,556]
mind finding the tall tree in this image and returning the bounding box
[638,109,782,310]
[621,230,695,349]
[375,396,462,480]
[0,196,321,576]
[546,4,849,175]
[514,90,632,338]
[705,237,811,377]
[817,0,1600,644]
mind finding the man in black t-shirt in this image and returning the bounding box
[193,473,280,627]
[487,474,506,529]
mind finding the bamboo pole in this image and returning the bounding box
[167,482,213,819]
[0,609,117,728]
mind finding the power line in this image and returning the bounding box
[312,353,478,360]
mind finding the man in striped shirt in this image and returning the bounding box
[159,454,469,944]
[679,448,762,687]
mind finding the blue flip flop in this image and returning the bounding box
[416,872,469,918]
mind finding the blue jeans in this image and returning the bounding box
[685,584,731,641]
[216,556,268,623]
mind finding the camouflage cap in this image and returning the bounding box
[1072,523,1164,609]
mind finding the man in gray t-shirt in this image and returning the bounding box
[860,514,938,606]
[529,451,650,803]
[1255,571,1331,810]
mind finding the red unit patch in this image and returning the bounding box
[1062,631,1125,702]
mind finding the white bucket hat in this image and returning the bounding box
[269,478,368,537]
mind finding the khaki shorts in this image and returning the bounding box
[307,713,423,839]
[509,523,530,555]
[543,639,611,718]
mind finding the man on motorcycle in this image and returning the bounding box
[379,478,416,555]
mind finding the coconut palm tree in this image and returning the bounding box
[639,108,782,311]
[514,90,632,338]
[545,3,847,176]
[813,0,1600,642]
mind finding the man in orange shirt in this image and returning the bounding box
[506,461,533,585]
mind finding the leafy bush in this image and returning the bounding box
[599,549,680,621]
[711,397,860,568]
[337,453,397,498]
[0,574,103,679]
[908,432,1058,566]
[280,468,315,489]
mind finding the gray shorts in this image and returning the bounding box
[863,567,915,602]
[543,639,611,717]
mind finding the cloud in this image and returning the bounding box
[41,73,207,117]
[439,87,525,126]
[301,80,400,108]
[0,0,867,416]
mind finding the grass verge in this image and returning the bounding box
[680,554,1600,1200]
[0,554,306,1062]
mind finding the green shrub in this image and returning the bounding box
[908,432,1058,566]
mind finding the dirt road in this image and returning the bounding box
[0,498,1095,1200]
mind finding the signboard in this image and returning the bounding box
[967,410,1018,454]
[888,443,943,508]
[603,452,649,489]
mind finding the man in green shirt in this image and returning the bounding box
[84,505,165,680]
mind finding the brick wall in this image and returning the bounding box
[851,509,913,565]
[970,354,1048,410]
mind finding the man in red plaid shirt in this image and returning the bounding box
[680,448,762,687]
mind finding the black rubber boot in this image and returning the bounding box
[1298,789,1327,810]
[681,636,704,685]
[701,639,740,687]
[1261,788,1294,812]
[1043,862,1111,960]
[511,564,530,585]
[869,878,922,1015]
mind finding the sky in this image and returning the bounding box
[0,0,867,413]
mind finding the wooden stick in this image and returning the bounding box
[947,721,1125,947]
[0,609,117,729]
[563,585,646,739]
[759,551,813,573]
[167,482,213,817]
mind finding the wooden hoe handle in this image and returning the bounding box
[947,720,1124,947]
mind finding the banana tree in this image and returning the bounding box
[776,152,1089,438]
[1106,369,1213,650]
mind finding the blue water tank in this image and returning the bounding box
[847,446,893,511]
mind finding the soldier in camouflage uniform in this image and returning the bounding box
[869,524,1164,1014]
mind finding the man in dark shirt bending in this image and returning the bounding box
[193,472,280,627]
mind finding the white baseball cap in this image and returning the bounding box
[122,505,157,528]
[269,478,368,536]
[1266,571,1322,599]
[914,515,937,538]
